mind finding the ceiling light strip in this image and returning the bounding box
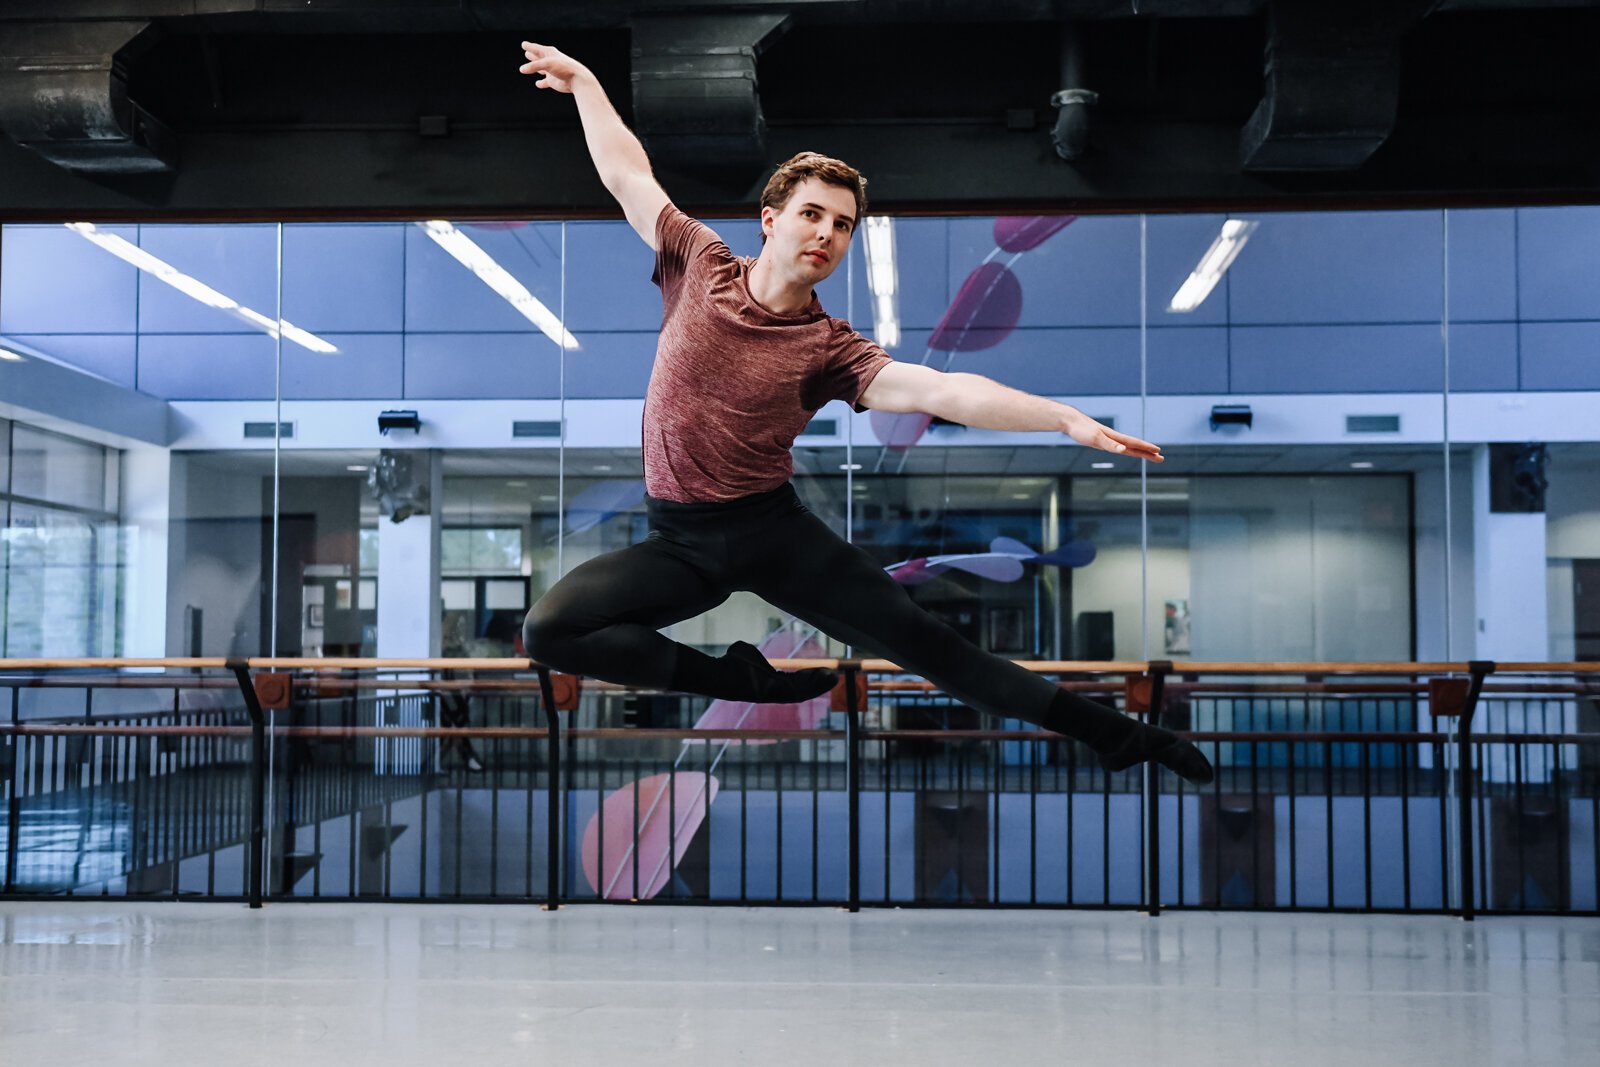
[862,216,900,349]
[418,221,579,350]
[64,223,338,354]
[1168,218,1259,313]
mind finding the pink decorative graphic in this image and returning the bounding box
[994,215,1076,253]
[928,263,1022,352]
[581,771,720,900]
[868,409,934,451]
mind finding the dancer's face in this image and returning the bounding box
[760,178,857,284]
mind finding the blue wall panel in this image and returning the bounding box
[1446,323,1519,392]
[947,327,1141,395]
[134,334,276,399]
[403,222,564,334]
[1445,209,1517,322]
[281,333,403,400]
[0,224,138,334]
[136,224,280,334]
[890,217,951,330]
[563,331,658,399]
[1231,324,1444,393]
[1516,206,1600,321]
[403,331,561,399]
[1147,327,1231,395]
[1520,322,1600,391]
[9,334,138,390]
[945,325,1227,397]
[282,224,405,333]
[1229,211,1443,324]
[562,220,669,332]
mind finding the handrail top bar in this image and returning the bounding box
[1,657,1596,675]
[249,657,532,670]
[0,657,232,669]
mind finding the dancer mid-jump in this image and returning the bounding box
[517,42,1212,784]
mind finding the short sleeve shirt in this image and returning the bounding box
[643,203,892,503]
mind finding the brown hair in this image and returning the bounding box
[759,152,868,239]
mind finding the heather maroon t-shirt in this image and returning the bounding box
[644,203,893,503]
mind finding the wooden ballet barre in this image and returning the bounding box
[247,657,533,671]
[3,656,1597,679]
[0,657,232,670]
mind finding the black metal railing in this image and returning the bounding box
[2,657,1596,917]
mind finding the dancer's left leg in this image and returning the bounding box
[746,506,1212,784]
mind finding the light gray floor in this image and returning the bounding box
[1,902,1595,1066]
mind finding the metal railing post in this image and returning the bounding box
[1142,661,1171,917]
[228,660,266,909]
[3,689,19,893]
[536,665,561,911]
[1458,660,1493,921]
[843,661,861,914]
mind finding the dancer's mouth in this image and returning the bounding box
[804,250,829,264]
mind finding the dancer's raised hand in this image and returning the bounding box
[1065,412,1164,462]
[519,42,585,93]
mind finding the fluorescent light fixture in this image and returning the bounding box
[593,464,612,472]
[346,465,369,472]
[839,462,863,471]
[1010,493,1031,500]
[63,223,338,353]
[1168,218,1259,313]
[418,221,579,349]
[1090,461,1115,469]
[1350,461,1375,469]
[862,216,900,349]
[0,347,24,362]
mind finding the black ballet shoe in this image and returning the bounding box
[1097,724,1215,786]
[726,640,839,704]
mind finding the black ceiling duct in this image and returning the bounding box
[0,20,175,174]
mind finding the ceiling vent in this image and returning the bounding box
[1346,414,1400,433]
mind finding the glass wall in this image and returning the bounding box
[6,206,1600,666]
[7,201,1600,910]
[0,419,123,657]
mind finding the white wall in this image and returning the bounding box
[1188,477,1411,662]
[118,445,170,657]
[1070,542,1191,661]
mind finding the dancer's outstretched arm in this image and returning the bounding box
[519,41,670,249]
[860,361,1162,461]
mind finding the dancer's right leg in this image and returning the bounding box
[522,534,835,703]
[523,536,731,690]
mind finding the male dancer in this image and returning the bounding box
[517,42,1212,784]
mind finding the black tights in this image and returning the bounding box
[523,483,1060,724]
[522,482,1213,784]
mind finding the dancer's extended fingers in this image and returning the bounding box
[1102,428,1163,461]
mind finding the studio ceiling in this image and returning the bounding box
[1,1,1597,220]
